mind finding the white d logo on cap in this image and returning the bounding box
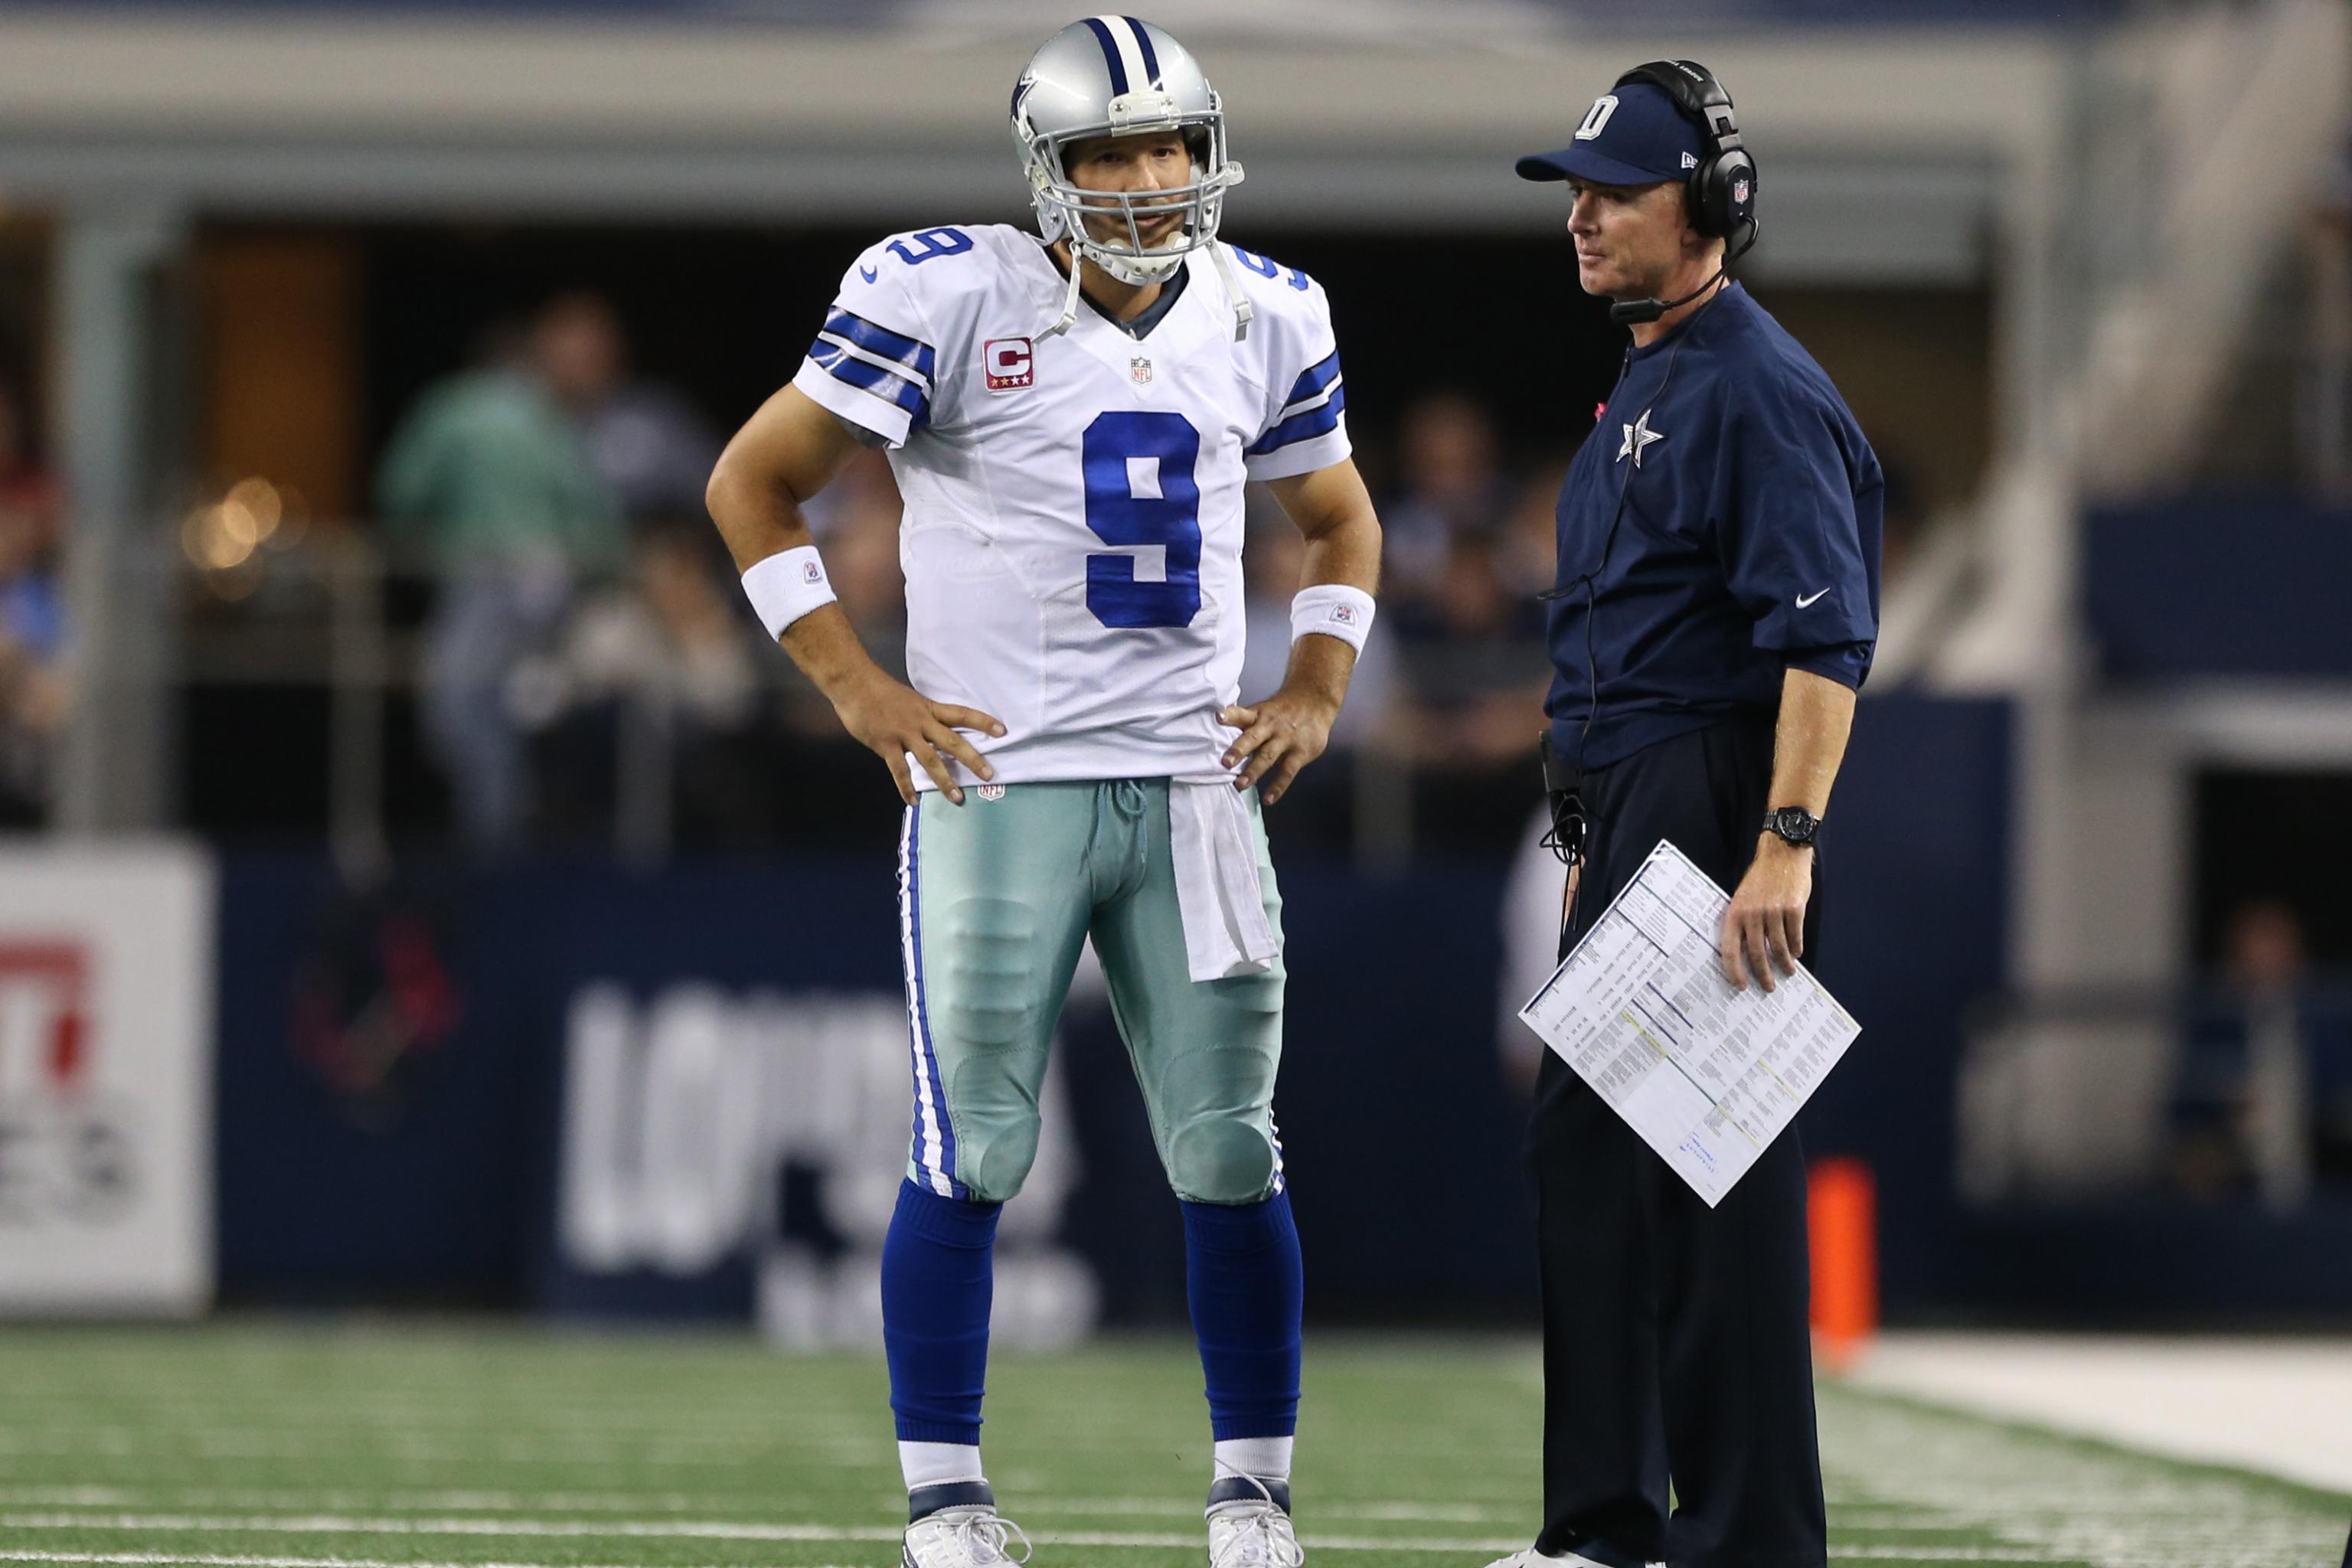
[1574,94,1619,141]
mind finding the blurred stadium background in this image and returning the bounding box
[0,0,2349,1563]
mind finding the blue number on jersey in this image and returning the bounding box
[887,227,974,266]
[1227,244,1310,292]
[1083,412,1201,629]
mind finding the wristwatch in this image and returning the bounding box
[1762,806,1821,848]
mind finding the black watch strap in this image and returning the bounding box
[1763,806,1821,847]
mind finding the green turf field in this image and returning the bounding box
[0,1328,2340,1568]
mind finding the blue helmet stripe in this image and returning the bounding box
[1081,16,1130,95]
[1122,17,1162,86]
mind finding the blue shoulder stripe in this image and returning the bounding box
[808,338,929,426]
[1082,16,1130,95]
[1279,350,1341,411]
[1248,379,1347,456]
[822,308,936,381]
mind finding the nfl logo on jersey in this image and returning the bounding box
[1129,356,1154,385]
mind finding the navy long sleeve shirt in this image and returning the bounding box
[1545,283,1882,771]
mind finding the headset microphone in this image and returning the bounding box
[1608,266,1723,327]
[1605,220,1759,327]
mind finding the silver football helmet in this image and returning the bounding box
[1011,16,1254,338]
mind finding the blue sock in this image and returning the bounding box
[882,1178,1001,1445]
[1181,1190,1304,1442]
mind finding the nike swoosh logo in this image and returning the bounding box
[1795,588,1831,608]
[858,266,879,283]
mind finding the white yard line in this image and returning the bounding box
[0,1440,881,1472]
[0,1508,2253,1562]
[0,1490,1517,1527]
[0,1554,867,1568]
[1818,1386,2347,1568]
[0,1541,2120,1566]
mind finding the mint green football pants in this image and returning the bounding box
[894,778,1288,1206]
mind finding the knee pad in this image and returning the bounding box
[1168,1113,1279,1205]
[939,1093,1041,1203]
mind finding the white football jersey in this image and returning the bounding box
[789,224,1351,789]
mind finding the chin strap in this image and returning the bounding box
[1040,256,1085,340]
[1206,241,1255,342]
[1045,240,1254,343]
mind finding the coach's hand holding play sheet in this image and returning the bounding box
[1518,840,1860,1207]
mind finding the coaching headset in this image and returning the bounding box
[1601,60,1760,324]
[1523,60,1759,878]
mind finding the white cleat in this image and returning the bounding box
[903,1493,1031,1568]
[1205,1476,1305,1568]
[1480,1550,1663,1568]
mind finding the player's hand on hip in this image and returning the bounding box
[832,669,1004,807]
[1217,687,1338,805]
[1720,838,1811,993]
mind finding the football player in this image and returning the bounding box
[704,16,1382,1568]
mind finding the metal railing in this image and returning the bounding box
[142,522,1498,873]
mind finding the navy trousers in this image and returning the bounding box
[1529,716,1828,1568]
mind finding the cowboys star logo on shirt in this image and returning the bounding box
[1617,408,1665,468]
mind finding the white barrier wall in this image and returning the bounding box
[0,842,214,1314]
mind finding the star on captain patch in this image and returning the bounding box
[1616,408,1664,468]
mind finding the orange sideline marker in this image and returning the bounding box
[1808,1156,1877,1371]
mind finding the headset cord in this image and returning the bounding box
[1534,305,1710,874]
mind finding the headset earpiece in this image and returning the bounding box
[1613,58,1757,243]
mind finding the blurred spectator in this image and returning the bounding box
[2226,900,2314,1210]
[1381,392,1511,606]
[1498,455,1570,603]
[377,296,624,851]
[1398,469,1552,776]
[0,374,62,827]
[524,522,763,847]
[534,523,760,735]
[0,374,64,828]
[544,291,724,527]
[2171,898,2329,1207]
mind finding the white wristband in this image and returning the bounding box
[742,545,838,640]
[1290,583,1376,655]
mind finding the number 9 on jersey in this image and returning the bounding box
[1083,411,1203,630]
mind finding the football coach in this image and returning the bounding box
[1488,61,1883,1568]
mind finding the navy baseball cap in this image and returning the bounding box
[1517,80,1705,188]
